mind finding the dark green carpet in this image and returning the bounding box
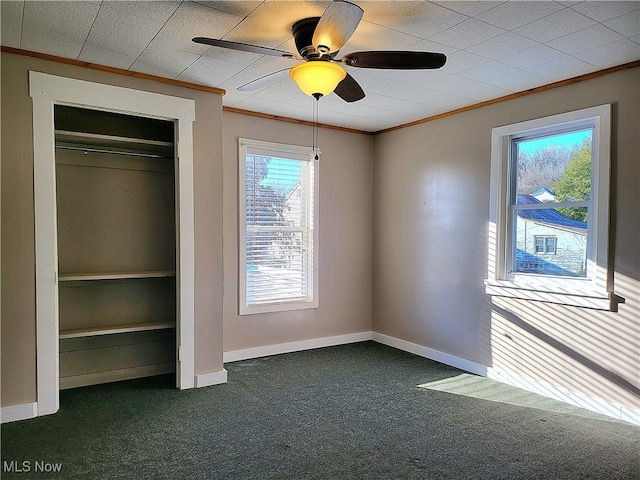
[2,342,639,479]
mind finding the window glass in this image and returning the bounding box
[239,139,318,314]
[510,129,592,278]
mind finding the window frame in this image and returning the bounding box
[485,105,613,310]
[238,138,319,315]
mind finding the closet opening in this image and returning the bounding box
[54,105,178,390]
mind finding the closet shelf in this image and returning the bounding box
[59,321,176,339]
[55,130,173,158]
[58,271,176,282]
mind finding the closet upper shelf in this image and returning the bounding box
[55,130,174,159]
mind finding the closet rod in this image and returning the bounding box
[55,144,169,159]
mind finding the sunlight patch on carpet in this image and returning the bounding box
[418,373,614,421]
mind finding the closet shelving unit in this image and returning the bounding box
[54,106,178,389]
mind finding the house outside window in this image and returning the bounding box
[238,138,319,315]
[534,236,557,255]
[486,105,613,310]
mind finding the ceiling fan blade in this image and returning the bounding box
[237,68,291,91]
[341,51,447,69]
[193,37,296,58]
[334,73,365,103]
[312,1,363,54]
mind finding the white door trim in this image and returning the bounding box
[29,71,196,415]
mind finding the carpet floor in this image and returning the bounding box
[2,341,639,479]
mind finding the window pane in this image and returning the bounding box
[243,150,314,308]
[515,129,592,204]
[513,209,587,277]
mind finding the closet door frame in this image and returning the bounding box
[30,71,196,416]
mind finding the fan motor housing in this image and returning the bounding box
[292,17,320,58]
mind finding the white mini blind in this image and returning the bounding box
[239,139,318,314]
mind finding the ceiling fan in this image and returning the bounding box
[193,0,446,102]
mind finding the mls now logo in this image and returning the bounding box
[3,460,63,473]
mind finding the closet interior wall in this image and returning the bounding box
[54,105,177,389]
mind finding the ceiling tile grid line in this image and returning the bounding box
[1,0,638,132]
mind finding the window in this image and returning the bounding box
[238,138,319,314]
[486,105,614,310]
[534,236,557,255]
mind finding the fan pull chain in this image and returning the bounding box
[312,96,319,160]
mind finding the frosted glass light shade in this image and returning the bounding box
[289,61,347,97]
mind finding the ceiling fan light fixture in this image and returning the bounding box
[289,61,347,98]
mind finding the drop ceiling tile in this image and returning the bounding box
[343,21,426,52]
[501,44,566,69]
[224,1,325,47]
[440,50,488,74]
[354,94,445,118]
[428,18,506,49]
[416,88,475,110]
[220,56,296,90]
[192,1,262,18]
[202,46,263,65]
[361,1,431,28]
[381,2,468,39]
[485,70,547,91]
[526,56,594,81]
[131,48,201,78]
[256,86,301,104]
[265,103,315,123]
[513,8,596,42]
[476,1,564,30]
[81,1,179,59]
[177,55,248,87]
[570,1,639,22]
[433,1,505,17]
[77,48,137,70]
[21,1,100,58]
[466,32,537,60]
[233,95,283,113]
[427,75,511,101]
[149,1,243,54]
[604,9,640,38]
[393,69,452,87]
[546,23,625,54]
[222,90,252,107]
[458,60,519,82]
[409,39,459,56]
[1,1,23,47]
[573,38,640,68]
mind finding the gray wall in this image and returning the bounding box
[372,66,640,412]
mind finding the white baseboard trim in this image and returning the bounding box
[485,367,640,426]
[223,331,373,363]
[371,332,640,426]
[372,332,488,376]
[195,369,228,388]
[1,402,38,424]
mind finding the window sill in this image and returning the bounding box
[484,279,617,311]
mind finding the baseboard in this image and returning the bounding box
[486,367,640,426]
[372,332,488,375]
[1,402,38,424]
[223,331,373,363]
[371,332,640,426]
[195,369,228,388]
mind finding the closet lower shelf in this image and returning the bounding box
[59,322,175,339]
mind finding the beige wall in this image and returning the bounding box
[222,112,373,352]
[372,67,640,411]
[3,47,637,418]
[1,52,224,406]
